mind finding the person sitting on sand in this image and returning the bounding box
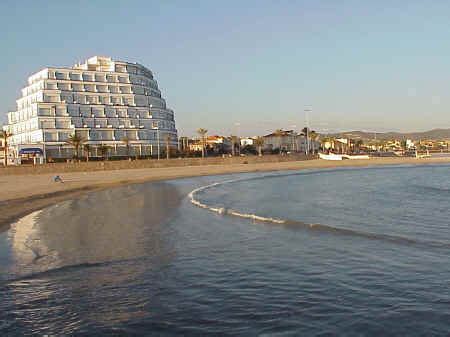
[53,175,64,183]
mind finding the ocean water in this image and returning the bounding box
[0,165,449,336]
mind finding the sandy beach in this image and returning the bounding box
[1,156,449,230]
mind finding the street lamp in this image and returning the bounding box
[152,121,160,160]
[42,128,47,163]
[304,106,312,155]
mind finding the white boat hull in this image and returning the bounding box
[319,153,370,160]
[342,154,370,160]
[319,153,344,160]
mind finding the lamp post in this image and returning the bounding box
[291,124,297,152]
[136,114,141,156]
[42,129,47,163]
[152,121,160,160]
[304,106,312,155]
[234,122,241,155]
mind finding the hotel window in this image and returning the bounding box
[55,71,66,80]
[124,97,134,106]
[55,120,70,128]
[109,119,119,127]
[126,130,137,140]
[46,82,58,90]
[82,73,93,82]
[84,84,95,92]
[114,130,125,139]
[138,130,148,140]
[67,105,79,115]
[70,72,82,81]
[120,86,131,94]
[95,74,106,82]
[115,65,126,73]
[55,106,68,116]
[72,83,83,92]
[109,85,119,93]
[57,83,71,90]
[111,97,122,105]
[60,94,72,103]
[99,96,110,105]
[58,132,70,141]
[44,94,59,103]
[105,107,115,117]
[92,107,104,117]
[73,94,85,104]
[44,132,56,141]
[97,85,108,93]
[106,74,116,82]
[76,130,89,139]
[87,96,98,104]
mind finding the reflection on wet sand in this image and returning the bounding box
[9,182,180,275]
[2,182,181,332]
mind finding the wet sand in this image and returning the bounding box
[1,157,449,230]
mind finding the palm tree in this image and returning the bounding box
[98,144,110,160]
[165,134,171,159]
[320,136,333,152]
[197,128,208,158]
[121,136,131,159]
[83,144,91,162]
[0,130,12,166]
[66,133,85,160]
[254,137,264,156]
[355,139,364,153]
[230,135,239,156]
[309,131,318,154]
[301,127,310,154]
[274,129,284,154]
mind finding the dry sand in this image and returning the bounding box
[1,157,449,230]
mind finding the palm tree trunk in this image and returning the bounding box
[202,137,206,158]
[4,143,7,167]
[166,141,170,160]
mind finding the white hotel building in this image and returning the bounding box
[5,56,178,162]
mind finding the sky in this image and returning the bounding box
[1,0,450,136]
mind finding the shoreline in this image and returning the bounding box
[1,157,449,231]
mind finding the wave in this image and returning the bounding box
[188,175,450,250]
[0,261,107,289]
[411,184,450,194]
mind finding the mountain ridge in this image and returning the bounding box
[325,128,450,140]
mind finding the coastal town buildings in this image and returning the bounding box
[240,137,254,147]
[0,137,5,165]
[263,130,311,153]
[5,56,178,163]
[183,135,232,154]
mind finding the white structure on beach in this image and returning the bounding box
[5,56,178,162]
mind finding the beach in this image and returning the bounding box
[1,156,449,230]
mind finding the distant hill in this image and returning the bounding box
[326,128,450,141]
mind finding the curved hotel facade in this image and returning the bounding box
[6,56,178,161]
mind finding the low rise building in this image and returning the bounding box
[263,130,309,153]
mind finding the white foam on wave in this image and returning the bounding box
[188,179,286,224]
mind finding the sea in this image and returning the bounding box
[0,164,449,336]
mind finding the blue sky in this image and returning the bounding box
[1,0,450,136]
